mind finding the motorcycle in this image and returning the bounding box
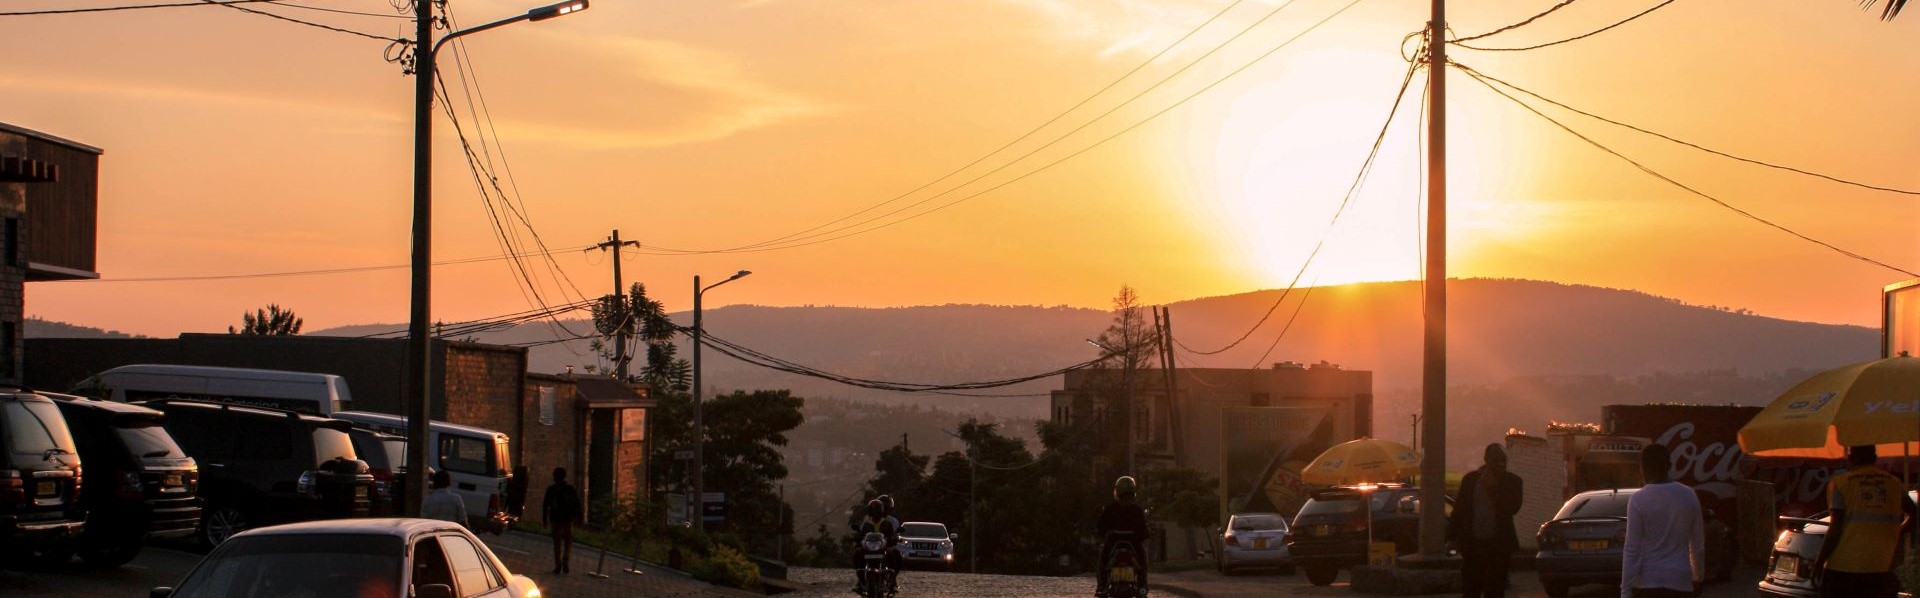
[857,532,897,598]
[1098,532,1146,598]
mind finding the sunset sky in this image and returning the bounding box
[6,0,1917,338]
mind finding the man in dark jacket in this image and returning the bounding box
[1096,476,1150,597]
[1449,444,1523,598]
[543,467,582,574]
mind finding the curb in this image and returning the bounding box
[1149,583,1206,598]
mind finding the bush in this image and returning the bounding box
[690,544,761,590]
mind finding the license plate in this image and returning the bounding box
[1568,540,1608,551]
[1314,525,1332,536]
[1112,568,1135,583]
[864,554,883,560]
[1254,538,1269,549]
[164,474,183,487]
[355,486,369,499]
[1774,555,1799,576]
[914,552,933,558]
[35,481,58,499]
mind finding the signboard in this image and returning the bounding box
[1887,278,1920,358]
[667,493,689,525]
[620,408,646,443]
[1220,406,1336,519]
[701,492,726,523]
[674,450,695,461]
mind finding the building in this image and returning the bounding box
[1051,360,1372,558]
[25,334,653,522]
[1,122,102,384]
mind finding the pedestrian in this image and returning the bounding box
[543,467,582,574]
[1812,444,1917,598]
[1620,444,1704,598]
[1448,443,1522,598]
[421,469,468,527]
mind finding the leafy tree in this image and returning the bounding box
[228,304,302,335]
[649,389,802,542]
[1139,467,1220,530]
[588,282,688,392]
[865,443,929,515]
[1864,0,1907,19]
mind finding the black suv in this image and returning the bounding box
[1287,484,1450,586]
[51,394,202,566]
[347,427,405,516]
[1,390,86,563]
[142,400,373,546]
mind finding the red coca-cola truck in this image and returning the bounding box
[1599,404,1850,520]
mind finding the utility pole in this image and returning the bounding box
[593,230,641,380]
[967,446,977,574]
[1417,0,1451,560]
[402,0,437,518]
[1158,307,1184,468]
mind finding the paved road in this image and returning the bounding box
[1150,564,1773,598]
[789,566,1097,597]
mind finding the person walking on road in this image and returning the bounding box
[421,469,468,528]
[543,467,582,574]
[1621,444,1704,598]
[1812,444,1916,598]
[1449,443,1523,598]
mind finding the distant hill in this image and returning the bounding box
[24,317,140,339]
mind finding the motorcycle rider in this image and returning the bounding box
[850,499,900,593]
[1096,476,1150,598]
[877,495,904,589]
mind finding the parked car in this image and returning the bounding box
[142,399,373,546]
[77,364,353,416]
[0,389,86,563]
[49,394,201,566]
[1217,511,1293,575]
[1287,484,1448,586]
[152,518,542,598]
[348,427,406,516]
[1537,488,1737,597]
[895,521,956,570]
[1755,490,1918,598]
[333,410,515,530]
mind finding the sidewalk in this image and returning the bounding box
[480,530,762,598]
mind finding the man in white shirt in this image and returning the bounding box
[1620,444,1704,598]
[421,468,468,528]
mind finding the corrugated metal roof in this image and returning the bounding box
[0,121,104,155]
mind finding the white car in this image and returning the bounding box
[896,521,958,570]
[153,518,541,598]
[1218,512,1294,575]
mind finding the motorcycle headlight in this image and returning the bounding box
[862,535,886,552]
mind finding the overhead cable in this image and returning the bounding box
[0,0,274,16]
[199,0,401,42]
[58,246,593,283]
[1451,0,1579,43]
[1456,62,1918,278]
[1452,0,1676,52]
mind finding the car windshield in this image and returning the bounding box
[312,427,357,466]
[382,439,406,472]
[4,400,77,460]
[350,433,391,469]
[1231,514,1286,531]
[172,533,403,598]
[1555,492,1633,520]
[899,523,947,538]
[116,422,186,459]
[1299,497,1361,516]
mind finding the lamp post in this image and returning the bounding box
[404,0,588,516]
[691,269,751,532]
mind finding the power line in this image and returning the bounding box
[1451,0,1578,43]
[1178,52,1422,356]
[631,0,1364,256]
[693,327,1155,394]
[1464,67,1920,197]
[0,0,275,16]
[1455,61,1919,278]
[199,0,400,42]
[707,0,1260,254]
[1453,0,1676,52]
[264,1,408,19]
[55,246,593,283]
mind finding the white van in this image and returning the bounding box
[331,410,514,529]
[76,364,352,416]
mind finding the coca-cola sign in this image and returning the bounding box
[1604,404,1838,518]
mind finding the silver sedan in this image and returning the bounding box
[1217,512,1294,575]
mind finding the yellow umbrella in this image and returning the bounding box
[1303,437,1422,486]
[1738,355,1920,459]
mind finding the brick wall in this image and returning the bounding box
[442,342,526,436]
[1505,434,1567,551]
[0,182,21,385]
[521,374,581,521]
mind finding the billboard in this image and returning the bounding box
[1219,406,1337,519]
[1887,278,1920,358]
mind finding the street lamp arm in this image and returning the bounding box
[428,0,585,57]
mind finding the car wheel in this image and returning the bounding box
[1304,565,1337,586]
[77,535,143,568]
[202,505,248,548]
[1544,580,1571,598]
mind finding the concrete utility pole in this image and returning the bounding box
[1417,0,1451,560]
[402,0,437,517]
[593,230,641,380]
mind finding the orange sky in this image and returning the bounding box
[7,0,1917,338]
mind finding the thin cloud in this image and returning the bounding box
[0,72,401,124]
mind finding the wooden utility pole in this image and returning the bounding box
[593,230,641,380]
[1417,0,1451,560]
[402,0,437,518]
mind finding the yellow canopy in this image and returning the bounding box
[1738,356,1920,459]
[1303,437,1422,486]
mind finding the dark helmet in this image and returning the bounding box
[877,494,895,514]
[1114,476,1138,502]
[866,499,884,519]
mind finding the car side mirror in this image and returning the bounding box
[150,589,174,598]
[948,533,959,541]
[417,584,454,598]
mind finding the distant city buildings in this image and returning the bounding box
[0,122,102,385]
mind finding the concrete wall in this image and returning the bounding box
[521,374,582,521]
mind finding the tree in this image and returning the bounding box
[588,282,689,392]
[865,443,929,517]
[228,304,302,335]
[670,389,803,541]
[1138,467,1220,531]
[1864,0,1907,19]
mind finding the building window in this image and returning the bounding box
[538,386,556,426]
[1252,392,1271,407]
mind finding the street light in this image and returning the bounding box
[403,0,589,515]
[691,269,751,532]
